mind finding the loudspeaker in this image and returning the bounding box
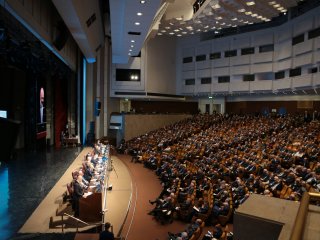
[95,101,101,116]
[53,21,69,51]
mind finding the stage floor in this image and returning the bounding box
[18,148,132,236]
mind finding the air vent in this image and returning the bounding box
[128,31,141,35]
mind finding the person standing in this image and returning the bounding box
[72,172,84,218]
[100,222,115,240]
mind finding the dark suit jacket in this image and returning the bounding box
[99,230,114,240]
[73,180,84,200]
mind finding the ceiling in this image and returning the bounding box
[51,0,306,64]
[108,0,305,64]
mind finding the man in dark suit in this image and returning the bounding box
[72,173,84,217]
[100,222,114,240]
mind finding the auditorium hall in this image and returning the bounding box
[0,0,320,240]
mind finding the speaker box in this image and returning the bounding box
[53,21,69,51]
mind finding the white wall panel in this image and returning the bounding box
[275,25,292,42]
[292,75,312,88]
[251,81,273,92]
[293,17,313,35]
[315,38,320,50]
[314,50,320,63]
[273,78,292,90]
[214,58,230,68]
[293,40,313,56]
[252,30,274,46]
[231,35,250,49]
[212,67,230,76]
[293,53,313,68]
[212,39,230,51]
[274,59,292,72]
[182,47,195,57]
[275,40,292,60]
[197,84,211,93]
[230,55,250,66]
[251,63,273,73]
[182,63,195,71]
[196,44,211,55]
[182,71,195,78]
[230,81,250,92]
[212,83,229,92]
[196,61,211,70]
[231,65,250,75]
[181,85,195,94]
[196,69,211,78]
[252,52,273,63]
[313,73,320,86]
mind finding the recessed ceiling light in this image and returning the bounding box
[135,22,140,25]
[140,0,145,4]
[274,4,280,7]
[169,32,174,35]
[129,49,132,52]
[174,29,179,32]
[131,40,135,43]
[231,17,238,21]
[157,33,162,35]
[211,4,220,9]
[246,1,255,6]
[177,34,182,37]
[268,1,276,5]
[137,12,143,16]
[165,26,171,29]
[130,45,134,48]
[238,9,246,13]
[161,30,166,33]
[128,53,131,55]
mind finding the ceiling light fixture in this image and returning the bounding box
[137,12,143,16]
[140,0,145,4]
[246,1,255,6]
[135,22,140,25]
[131,40,135,43]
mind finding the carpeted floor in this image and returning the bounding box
[117,154,189,240]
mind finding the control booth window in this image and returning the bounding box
[292,34,304,46]
[225,50,237,57]
[275,71,285,80]
[289,67,301,77]
[218,76,230,83]
[241,47,255,55]
[196,54,206,62]
[185,79,195,85]
[243,74,255,81]
[259,44,274,53]
[201,77,211,84]
[183,56,193,63]
[210,52,221,60]
[116,69,141,81]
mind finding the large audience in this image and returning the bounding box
[119,112,320,237]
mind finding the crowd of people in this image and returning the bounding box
[120,112,320,238]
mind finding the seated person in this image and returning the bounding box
[148,195,174,218]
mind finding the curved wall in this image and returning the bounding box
[176,6,320,96]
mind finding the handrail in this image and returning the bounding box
[64,213,90,226]
[289,191,320,240]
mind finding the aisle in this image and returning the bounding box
[117,154,187,240]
